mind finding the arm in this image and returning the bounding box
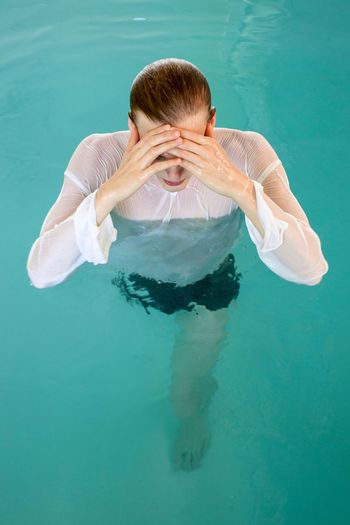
[231,132,329,286]
[26,135,118,289]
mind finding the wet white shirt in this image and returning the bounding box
[26,128,329,288]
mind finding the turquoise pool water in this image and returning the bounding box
[1,0,349,523]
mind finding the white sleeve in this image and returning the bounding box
[26,135,118,289]
[73,188,117,263]
[244,132,329,285]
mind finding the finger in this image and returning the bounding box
[132,123,171,137]
[167,146,206,168]
[176,158,204,178]
[125,123,140,153]
[132,130,180,163]
[147,123,172,135]
[150,135,183,158]
[174,139,212,160]
[140,157,183,179]
[140,136,183,166]
[178,128,211,145]
[126,123,172,154]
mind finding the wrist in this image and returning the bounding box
[96,177,120,208]
[229,170,253,204]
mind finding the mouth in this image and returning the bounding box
[158,157,186,186]
[162,178,185,186]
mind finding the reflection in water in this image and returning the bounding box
[225,0,290,133]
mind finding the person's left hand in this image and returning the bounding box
[169,127,249,199]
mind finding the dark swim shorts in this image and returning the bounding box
[111,253,242,316]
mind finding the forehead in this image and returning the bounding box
[136,110,207,134]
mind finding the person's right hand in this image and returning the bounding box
[108,120,184,203]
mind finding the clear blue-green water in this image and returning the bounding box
[1,1,349,524]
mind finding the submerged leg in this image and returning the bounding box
[169,303,231,471]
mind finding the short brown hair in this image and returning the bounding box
[129,58,215,126]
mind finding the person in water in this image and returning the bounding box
[26,57,328,294]
[26,58,329,470]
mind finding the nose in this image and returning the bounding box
[165,165,184,177]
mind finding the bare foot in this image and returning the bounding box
[173,413,211,471]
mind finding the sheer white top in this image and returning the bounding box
[26,128,329,288]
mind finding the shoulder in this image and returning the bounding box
[214,127,253,168]
[78,130,128,165]
[216,128,272,146]
[236,129,282,163]
[77,130,126,150]
[214,127,258,153]
[242,131,283,182]
[214,127,245,142]
[65,131,128,191]
[243,130,278,152]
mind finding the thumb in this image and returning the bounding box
[126,118,139,151]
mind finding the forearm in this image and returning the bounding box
[27,191,118,288]
[27,215,86,288]
[228,175,329,284]
[231,177,265,236]
[95,175,121,226]
[232,177,310,259]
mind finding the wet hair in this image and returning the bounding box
[128,58,216,126]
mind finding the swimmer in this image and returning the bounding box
[26,58,329,471]
[27,57,328,290]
